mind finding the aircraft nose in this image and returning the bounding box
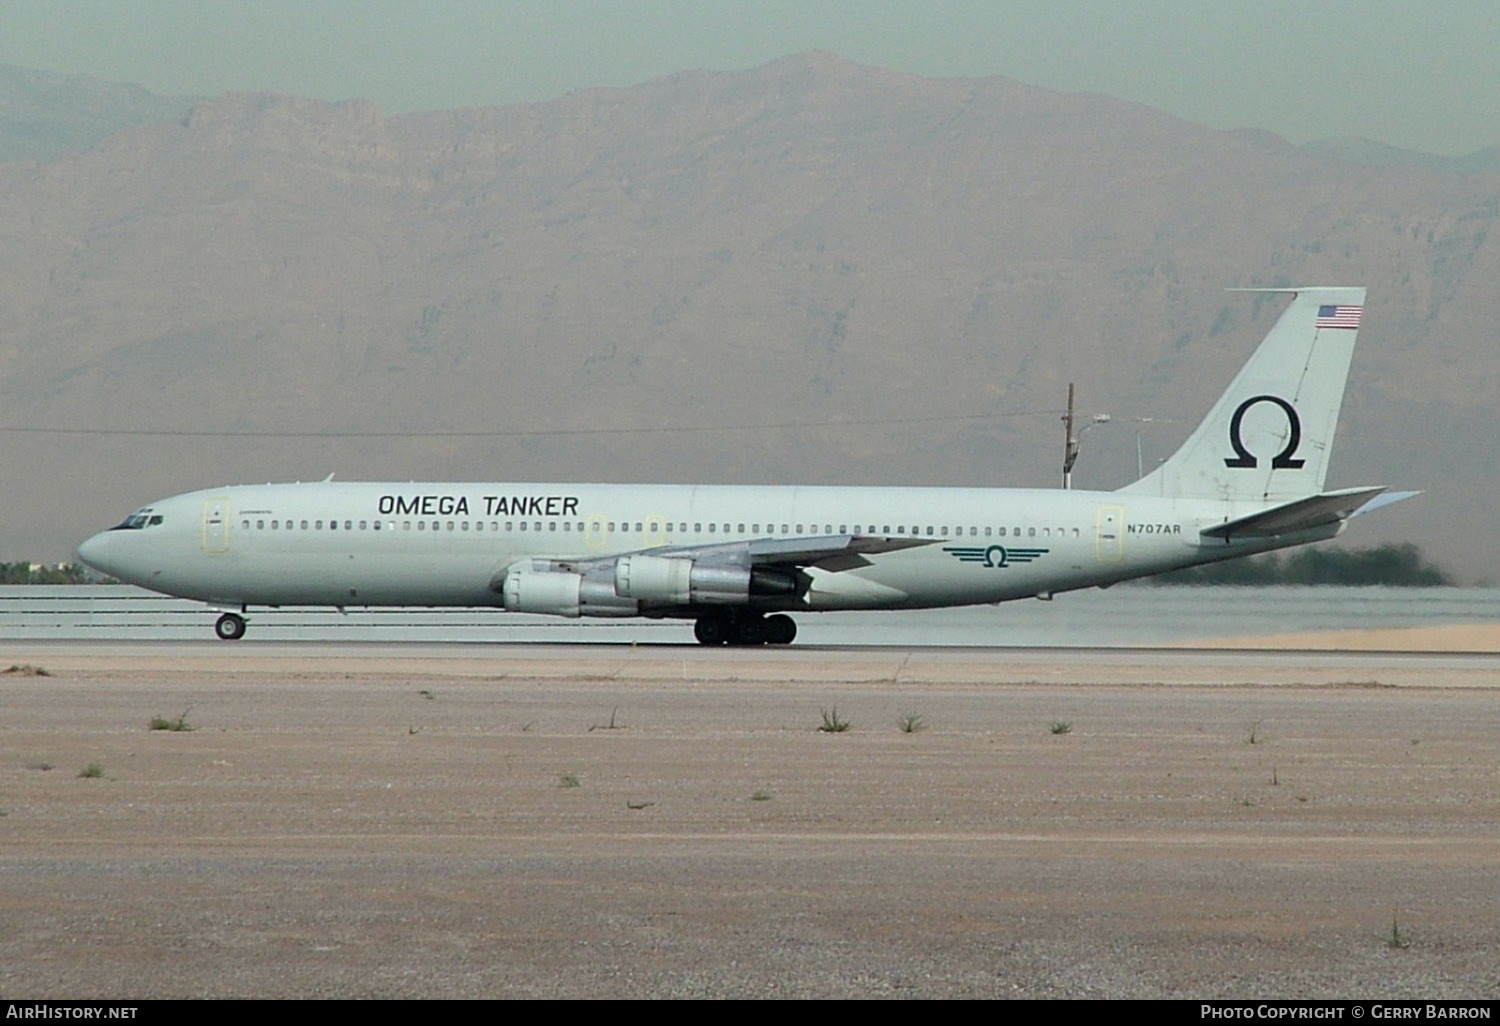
[75,531,124,580]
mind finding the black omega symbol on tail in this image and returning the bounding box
[1224,395,1305,469]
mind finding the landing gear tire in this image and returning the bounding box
[735,617,769,646]
[694,617,730,646]
[764,614,797,645]
[694,614,797,646]
[215,612,247,641]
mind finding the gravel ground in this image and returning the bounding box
[2,645,1498,998]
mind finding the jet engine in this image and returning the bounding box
[501,566,636,618]
[613,554,797,604]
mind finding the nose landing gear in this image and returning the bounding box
[693,613,797,646]
[214,612,247,641]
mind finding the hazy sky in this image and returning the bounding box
[1,1,1495,156]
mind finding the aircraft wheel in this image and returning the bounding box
[693,617,730,646]
[735,617,769,646]
[214,612,247,641]
[765,614,797,645]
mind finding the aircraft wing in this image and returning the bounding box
[571,534,934,574]
[744,534,934,572]
[1199,486,1394,541]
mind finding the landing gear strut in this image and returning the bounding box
[214,612,247,641]
[693,613,797,646]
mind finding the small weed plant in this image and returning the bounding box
[3,664,50,677]
[149,708,195,732]
[818,707,851,733]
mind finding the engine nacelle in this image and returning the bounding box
[613,554,799,606]
[614,555,692,603]
[503,567,582,617]
[502,567,637,618]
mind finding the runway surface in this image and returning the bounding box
[3,641,1498,998]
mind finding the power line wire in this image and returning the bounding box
[0,408,1070,439]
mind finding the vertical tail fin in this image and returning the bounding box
[1119,287,1366,502]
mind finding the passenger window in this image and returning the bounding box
[548,522,555,531]
[256,520,264,530]
[708,523,716,533]
[520,522,528,531]
[373,521,382,531]
[462,521,470,531]
[242,520,250,530]
[1028,527,1035,537]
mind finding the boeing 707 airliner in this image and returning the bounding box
[76,287,1410,645]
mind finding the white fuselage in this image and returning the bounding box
[76,480,1335,615]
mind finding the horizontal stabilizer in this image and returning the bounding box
[1348,489,1421,518]
[1200,486,1390,541]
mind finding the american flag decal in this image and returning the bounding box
[1315,304,1362,329]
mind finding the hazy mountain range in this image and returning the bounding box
[2,55,1497,578]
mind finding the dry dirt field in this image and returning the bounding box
[2,639,1499,999]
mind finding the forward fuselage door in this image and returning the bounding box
[202,497,231,554]
[1094,505,1125,563]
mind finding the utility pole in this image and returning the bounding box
[1062,384,1109,488]
[1062,383,1079,489]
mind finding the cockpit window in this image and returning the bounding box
[111,511,164,530]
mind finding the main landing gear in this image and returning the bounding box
[214,612,247,641]
[693,613,797,646]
